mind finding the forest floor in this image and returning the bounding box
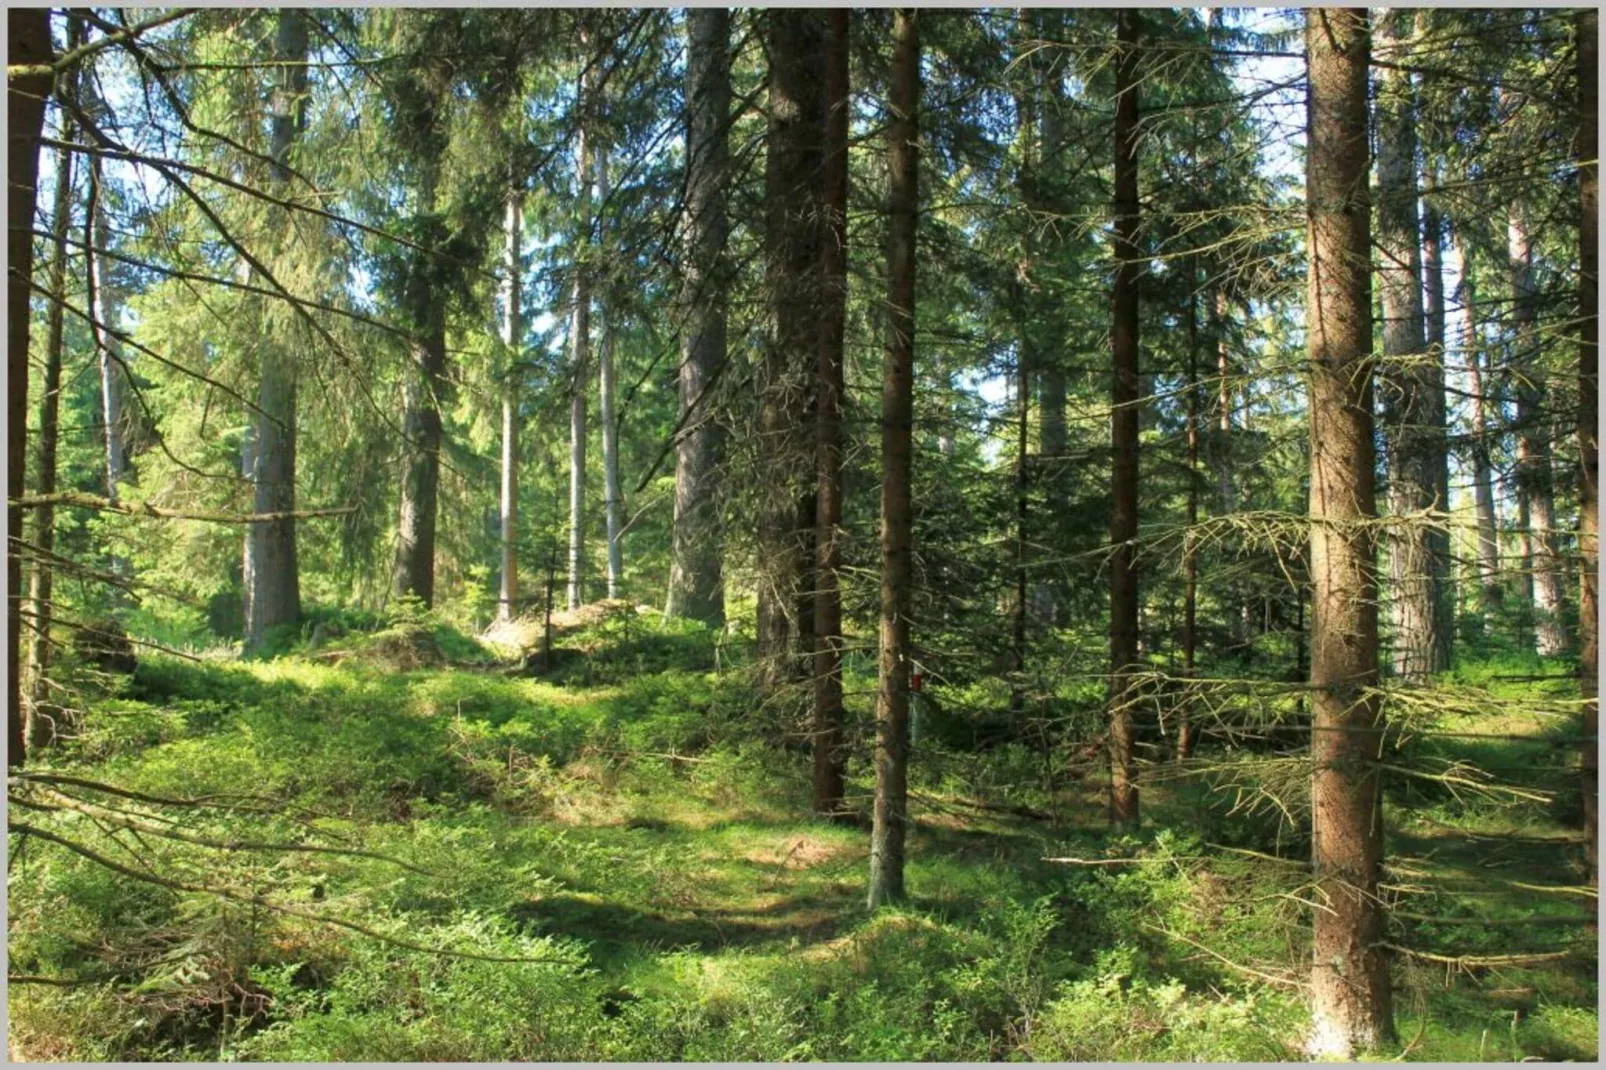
[7,606,1599,1061]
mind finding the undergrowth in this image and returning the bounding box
[7,612,1597,1062]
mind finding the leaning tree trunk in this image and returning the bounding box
[1374,8,1444,682]
[666,6,731,627]
[596,143,624,601]
[1509,207,1569,655]
[26,63,81,751]
[758,8,824,693]
[1576,7,1598,888]
[1107,9,1142,833]
[1304,9,1395,1057]
[867,6,918,911]
[391,155,448,607]
[567,62,594,612]
[812,6,850,820]
[498,185,523,623]
[245,7,308,653]
[8,6,52,767]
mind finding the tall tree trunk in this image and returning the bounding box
[759,8,824,692]
[1457,241,1502,608]
[498,186,523,623]
[1421,166,1453,661]
[8,6,51,767]
[596,143,623,601]
[1010,349,1029,713]
[391,155,447,607]
[1509,207,1569,655]
[1214,289,1244,645]
[667,7,730,626]
[812,7,849,820]
[868,7,918,911]
[1374,8,1443,682]
[1575,7,1598,888]
[245,7,308,653]
[1107,9,1142,833]
[26,62,81,751]
[1304,9,1395,1056]
[1032,20,1067,625]
[567,59,594,612]
[1178,263,1200,762]
[89,164,126,509]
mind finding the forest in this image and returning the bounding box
[4,5,1600,1062]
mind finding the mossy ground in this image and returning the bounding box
[7,614,1597,1061]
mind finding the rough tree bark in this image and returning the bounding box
[868,7,918,911]
[812,7,850,820]
[245,7,308,652]
[1304,8,1395,1056]
[1576,7,1598,888]
[597,142,623,601]
[1374,8,1445,682]
[10,7,53,767]
[498,186,523,623]
[1508,206,1569,655]
[25,50,82,751]
[665,7,730,627]
[1107,9,1142,833]
[758,8,824,692]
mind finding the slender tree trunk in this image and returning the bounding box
[1033,26,1067,625]
[498,187,523,623]
[1575,7,1598,887]
[392,156,447,607]
[1421,168,1453,659]
[1458,243,1502,608]
[1007,16,1039,702]
[245,7,308,653]
[813,7,850,820]
[1304,9,1394,1056]
[89,166,125,509]
[25,48,79,752]
[1374,8,1443,682]
[8,6,51,767]
[868,7,919,911]
[567,65,594,612]
[1107,9,1142,833]
[666,7,730,627]
[759,9,824,692]
[1213,289,1244,644]
[596,144,623,601]
[1215,290,1234,515]
[1178,264,1200,762]
[81,64,134,604]
[1509,207,1569,655]
[1010,351,1029,714]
